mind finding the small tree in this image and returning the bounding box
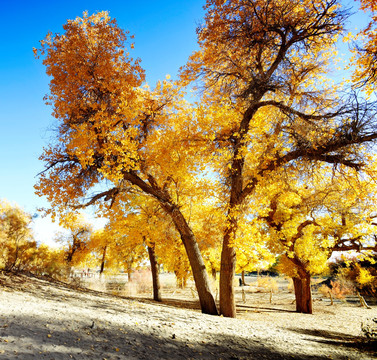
[257,168,377,313]
[31,244,66,278]
[0,200,37,273]
[58,213,92,273]
[235,221,276,286]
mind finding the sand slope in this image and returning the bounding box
[0,273,375,360]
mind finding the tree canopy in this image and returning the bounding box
[34,2,377,317]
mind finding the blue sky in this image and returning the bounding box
[0,0,205,244]
[0,0,370,244]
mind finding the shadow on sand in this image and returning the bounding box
[1,314,332,360]
[287,327,377,356]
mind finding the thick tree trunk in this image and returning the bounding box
[293,272,312,314]
[165,205,218,315]
[218,101,261,318]
[219,149,245,317]
[99,246,107,275]
[220,229,237,317]
[148,245,161,302]
[121,172,217,315]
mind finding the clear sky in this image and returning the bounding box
[0,0,206,244]
[0,0,370,245]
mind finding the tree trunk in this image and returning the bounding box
[211,267,217,281]
[148,245,161,302]
[293,272,312,314]
[175,271,188,288]
[99,246,107,276]
[9,244,20,272]
[164,205,218,315]
[218,102,260,318]
[122,171,217,315]
[127,266,132,282]
[241,270,245,286]
[220,228,237,317]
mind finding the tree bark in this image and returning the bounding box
[148,245,162,302]
[99,245,107,275]
[220,229,237,317]
[293,272,312,314]
[218,106,258,318]
[241,270,246,286]
[164,205,218,315]
[211,267,217,281]
[8,245,19,272]
[127,266,132,282]
[120,171,217,315]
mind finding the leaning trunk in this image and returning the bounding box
[122,170,217,314]
[293,272,312,314]
[164,205,218,315]
[148,245,161,302]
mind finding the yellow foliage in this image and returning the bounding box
[350,0,377,93]
[56,212,92,267]
[34,4,377,316]
[0,200,36,272]
[256,276,278,293]
[0,200,66,276]
[252,166,377,280]
[357,267,375,287]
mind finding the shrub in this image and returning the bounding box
[330,259,377,298]
[256,276,278,293]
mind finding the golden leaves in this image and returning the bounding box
[357,267,375,286]
[34,5,377,300]
[35,11,149,208]
[348,0,377,93]
[250,165,377,278]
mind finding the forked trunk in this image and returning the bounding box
[293,272,312,314]
[147,245,161,302]
[219,229,237,318]
[165,205,218,315]
[218,98,260,318]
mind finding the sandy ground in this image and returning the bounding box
[0,272,376,360]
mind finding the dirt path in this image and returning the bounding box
[0,273,375,359]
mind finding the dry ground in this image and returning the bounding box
[0,271,376,360]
